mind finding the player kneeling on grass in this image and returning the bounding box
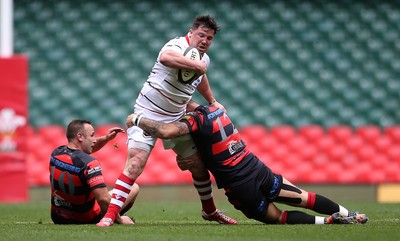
[49,119,139,224]
[126,105,368,225]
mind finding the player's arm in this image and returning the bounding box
[126,114,189,139]
[196,74,226,112]
[92,127,125,153]
[160,49,206,76]
[92,186,111,213]
[92,187,133,224]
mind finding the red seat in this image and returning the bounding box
[384,125,400,142]
[372,136,392,154]
[253,135,279,154]
[328,125,353,142]
[239,125,268,143]
[269,125,296,142]
[38,125,65,146]
[315,135,335,152]
[356,125,382,143]
[354,145,377,161]
[326,145,347,161]
[270,145,291,162]
[297,144,318,160]
[95,124,124,137]
[344,136,364,152]
[287,136,308,153]
[298,125,325,144]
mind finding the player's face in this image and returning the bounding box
[189,26,215,54]
[80,124,96,154]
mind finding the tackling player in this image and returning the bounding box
[124,104,369,225]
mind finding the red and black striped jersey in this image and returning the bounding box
[49,145,106,223]
[181,105,260,189]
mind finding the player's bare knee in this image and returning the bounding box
[176,152,203,171]
[186,155,208,177]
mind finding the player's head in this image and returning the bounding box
[191,15,220,34]
[189,15,220,53]
[66,119,96,154]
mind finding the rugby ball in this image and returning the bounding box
[178,47,202,84]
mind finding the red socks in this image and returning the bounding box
[193,176,216,214]
[103,173,135,221]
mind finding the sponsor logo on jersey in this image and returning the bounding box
[50,157,80,173]
[88,166,102,175]
[269,175,280,196]
[257,200,266,212]
[88,175,104,186]
[53,190,72,208]
[228,140,245,155]
[191,78,201,87]
[207,108,224,119]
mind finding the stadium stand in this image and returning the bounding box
[11,0,400,185]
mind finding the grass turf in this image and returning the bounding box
[0,186,399,241]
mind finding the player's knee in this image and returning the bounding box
[176,152,204,171]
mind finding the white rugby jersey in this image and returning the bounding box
[134,36,210,123]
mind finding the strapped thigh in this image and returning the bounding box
[273,183,303,204]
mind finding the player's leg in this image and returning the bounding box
[223,171,328,225]
[170,136,237,224]
[97,127,155,227]
[117,183,140,216]
[264,202,328,224]
[274,177,368,224]
[275,177,348,215]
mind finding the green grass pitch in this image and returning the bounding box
[0,186,399,241]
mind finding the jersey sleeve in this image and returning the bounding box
[85,159,106,190]
[179,112,199,133]
[161,38,185,55]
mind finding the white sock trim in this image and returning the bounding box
[193,179,211,185]
[199,193,213,200]
[113,189,129,198]
[339,205,349,216]
[315,216,325,224]
[116,179,133,189]
[111,198,125,207]
[195,186,212,193]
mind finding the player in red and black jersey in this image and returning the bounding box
[50,119,139,224]
[126,104,368,225]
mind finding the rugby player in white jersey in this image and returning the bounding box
[97,15,237,226]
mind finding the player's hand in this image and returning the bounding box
[126,113,137,128]
[211,100,227,113]
[106,127,125,140]
[194,60,207,76]
[176,155,195,171]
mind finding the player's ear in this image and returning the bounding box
[76,132,84,141]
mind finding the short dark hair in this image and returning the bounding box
[192,15,220,35]
[66,119,92,141]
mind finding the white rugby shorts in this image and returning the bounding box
[127,126,197,158]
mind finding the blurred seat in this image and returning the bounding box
[327,125,353,142]
[385,126,400,142]
[269,125,297,143]
[355,125,382,143]
[298,125,325,144]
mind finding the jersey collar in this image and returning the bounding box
[185,34,190,45]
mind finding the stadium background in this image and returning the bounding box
[1,0,399,201]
